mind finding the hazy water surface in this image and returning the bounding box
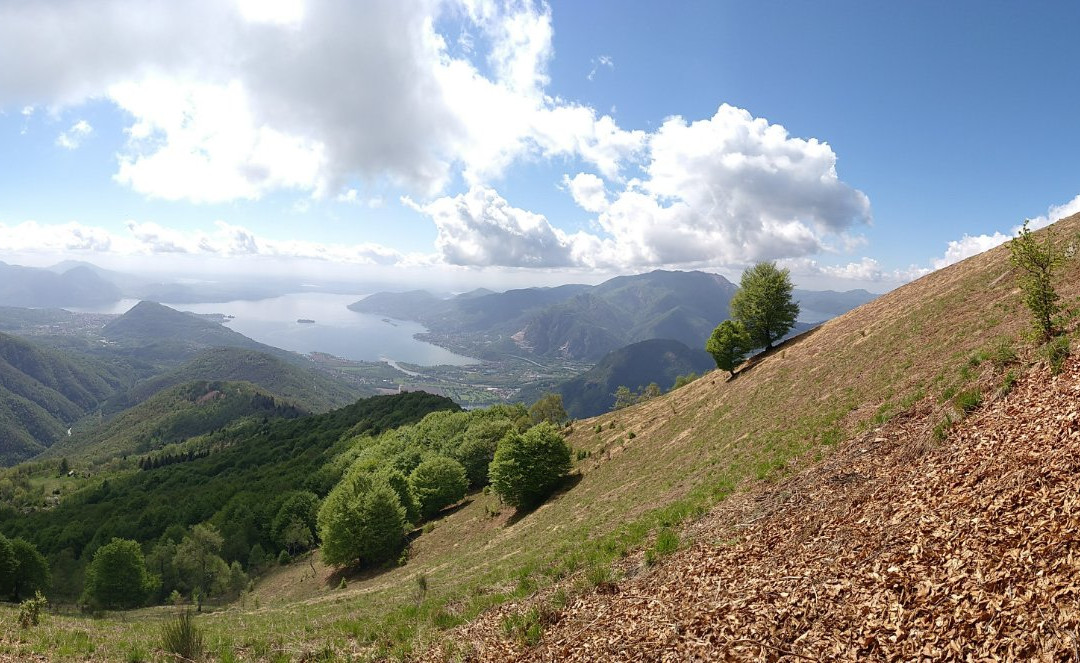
[73,293,475,366]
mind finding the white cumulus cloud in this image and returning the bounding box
[56,119,93,149]
[564,173,608,213]
[0,0,645,202]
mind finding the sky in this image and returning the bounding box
[1,0,1079,293]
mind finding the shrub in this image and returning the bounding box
[1009,220,1067,343]
[489,423,572,510]
[18,591,47,628]
[160,611,204,662]
[1041,335,1071,374]
[409,456,468,520]
[672,372,699,390]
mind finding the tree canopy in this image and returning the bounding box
[317,468,407,568]
[489,423,572,510]
[409,456,468,520]
[81,538,155,609]
[528,393,569,426]
[729,262,800,350]
[706,320,751,377]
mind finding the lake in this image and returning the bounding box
[71,293,476,366]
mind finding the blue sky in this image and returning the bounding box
[1,0,1078,292]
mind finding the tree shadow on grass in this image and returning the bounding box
[504,473,584,527]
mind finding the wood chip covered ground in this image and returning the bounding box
[429,352,1080,661]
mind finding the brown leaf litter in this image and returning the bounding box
[427,352,1080,662]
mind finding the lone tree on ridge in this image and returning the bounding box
[706,320,752,378]
[729,262,800,350]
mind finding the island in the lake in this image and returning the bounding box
[297,318,315,324]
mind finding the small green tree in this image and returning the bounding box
[0,534,16,599]
[8,538,50,601]
[174,525,230,607]
[1009,220,1067,343]
[612,385,636,410]
[706,320,752,377]
[317,468,407,568]
[528,393,569,426]
[489,423,572,510]
[409,456,468,520]
[82,538,155,609]
[729,262,800,350]
[271,491,320,555]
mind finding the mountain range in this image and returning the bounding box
[351,269,876,361]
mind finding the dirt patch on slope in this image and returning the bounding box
[434,350,1080,661]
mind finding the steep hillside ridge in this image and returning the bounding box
[409,213,1080,659]
[518,338,716,418]
[42,380,307,465]
[0,332,129,464]
[395,215,1080,659]
[127,347,366,412]
[450,345,1080,661]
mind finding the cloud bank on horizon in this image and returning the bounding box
[0,0,1076,289]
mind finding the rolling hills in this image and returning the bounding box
[101,301,285,361]
[126,347,368,413]
[41,380,309,465]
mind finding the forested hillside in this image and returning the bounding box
[42,380,308,465]
[0,333,132,464]
[126,347,366,413]
[0,391,458,602]
[517,338,716,418]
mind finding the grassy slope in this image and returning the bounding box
[2,216,1078,661]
